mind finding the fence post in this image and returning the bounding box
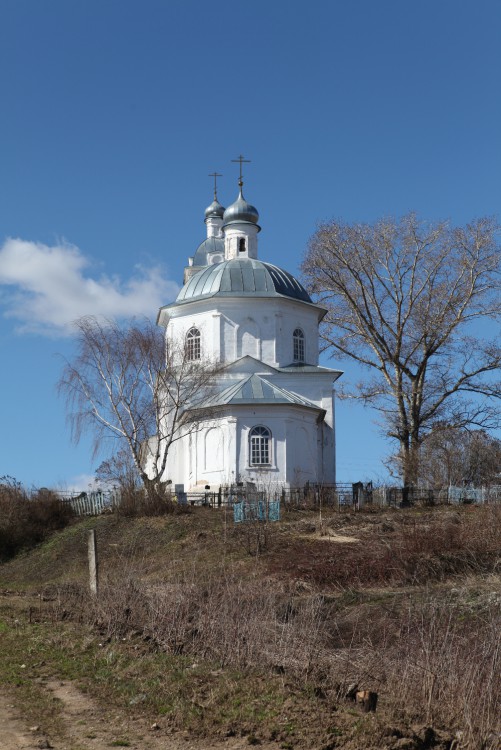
[88,529,99,597]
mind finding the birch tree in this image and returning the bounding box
[59,316,217,498]
[303,214,501,485]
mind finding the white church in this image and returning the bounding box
[155,163,342,491]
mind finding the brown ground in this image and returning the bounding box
[0,679,279,750]
[1,505,499,749]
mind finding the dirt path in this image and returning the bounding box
[0,694,35,749]
[0,682,277,750]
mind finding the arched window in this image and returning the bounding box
[238,237,246,253]
[186,327,201,361]
[293,328,305,362]
[249,426,271,466]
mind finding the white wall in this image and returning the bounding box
[166,297,321,368]
[154,284,338,490]
[159,402,335,490]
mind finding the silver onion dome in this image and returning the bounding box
[204,198,225,220]
[222,189,259,226]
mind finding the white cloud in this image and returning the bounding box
[0,238,180,336]
[56,473,100,493]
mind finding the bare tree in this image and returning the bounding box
[59,316,218,498]
[416,426,501,488]
[303,214,501,485]
[95,448,142,494]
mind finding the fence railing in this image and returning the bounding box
[447,485,501,504]
[57,489,120,516]
[52,481,501,517]
[233,499,281,523]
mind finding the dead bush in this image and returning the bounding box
[0,477,74,561]
[377,596,501,749]
[84,561,329,682]
[115,487,177,517]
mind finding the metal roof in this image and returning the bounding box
[204,198,225,219]
[176,257,312,303]
[192,236,225,267]
[201,374,321,410]
[222,188,259,227]
[277,363,343,377]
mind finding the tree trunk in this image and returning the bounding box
[141,473,159,500]
[401,438,419,487]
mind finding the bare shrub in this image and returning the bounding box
[0,477,74,561]
[319,589,500,749]
[94,576,151,637]
[116,486,176,517]
[85,560,329,683]
[379,596,501,748]
[231,517,276,557]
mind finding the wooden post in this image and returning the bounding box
[88,529,99,597]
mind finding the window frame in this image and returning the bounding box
[293,327,305,363]
[249,425,272,466]
[185,326,201,361]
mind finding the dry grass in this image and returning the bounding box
[268,505,501,588]
[1,503,500,748]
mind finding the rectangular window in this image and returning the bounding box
[251,436,269,464]
[187,337,200,360]
[293,328,305,362]
[186,328,201,361]
[293,338,304,362]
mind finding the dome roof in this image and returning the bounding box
[192,236,225,267]
[176,258,312,303]
[204,198,225,220]
[223,189,259,227]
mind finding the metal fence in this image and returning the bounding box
[50,481,501,518]
[233,499,281,523]
[448,485,501,504]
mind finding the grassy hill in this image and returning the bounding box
[0,503,500,749]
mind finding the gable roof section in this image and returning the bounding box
[201,374,322,411]
[222,355,278,375]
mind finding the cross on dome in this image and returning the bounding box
[208,171,222,200]
[231,154,251,187]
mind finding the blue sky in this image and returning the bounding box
[1,0,500,489]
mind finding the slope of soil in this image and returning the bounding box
[0,504,499,749]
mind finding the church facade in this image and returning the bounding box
[155,173,342,491]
